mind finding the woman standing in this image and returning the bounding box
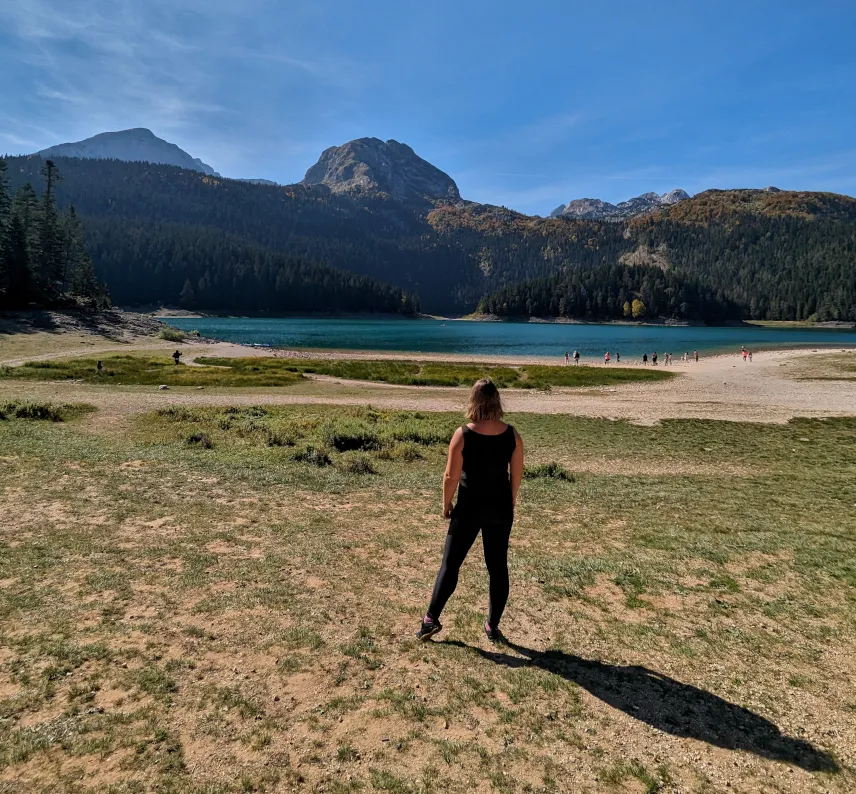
[417,379,524,643]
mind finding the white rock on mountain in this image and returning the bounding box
[551,188,690,220]
[661,188,690,204]
[549,198,620,219]
[37,128,220,176]
[301,137,460,203]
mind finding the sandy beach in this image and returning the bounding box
[1,330,854,424]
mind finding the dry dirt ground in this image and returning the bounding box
[1,323,855,794]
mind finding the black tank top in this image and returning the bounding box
[454,424,516,520]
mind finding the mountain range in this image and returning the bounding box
[549,189,691,220]
[6,128,855,321]
[31,129,686,219]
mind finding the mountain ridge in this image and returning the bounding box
[6,141,855,320]
[38,128,220,177]
[550,189,691,221]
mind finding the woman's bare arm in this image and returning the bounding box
[510,429,524,508]
[442,428,465,518]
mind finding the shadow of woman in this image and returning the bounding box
[441,640,839,774]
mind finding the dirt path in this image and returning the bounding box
[2,345,855,424]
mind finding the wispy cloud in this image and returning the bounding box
[0,0,228,145]
[514,112,587,148]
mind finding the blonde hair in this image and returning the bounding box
[466,378,504,422]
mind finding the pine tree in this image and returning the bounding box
[35,160,62,300]
[12,184,40,265]
[179,278,196,308]
[63,206,99,300]
[2,215,32,307]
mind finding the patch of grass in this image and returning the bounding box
[138,405,458,473]
[186,432,214,449]
[290,445,332,467]
[157,326,186,342]
[1,354,672,389]
[0,400,93,422]
[337,743,360,762]
[523,461,575,481]
[340,454,378,475]
[0,355,305,387]
[323,421,381,452]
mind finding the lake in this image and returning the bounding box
[165,317,856,359]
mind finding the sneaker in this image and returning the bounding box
[416,616,442,641]
[483,620,504,644]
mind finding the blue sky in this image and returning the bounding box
[1,0,854,215]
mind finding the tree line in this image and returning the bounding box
[0,158,107,309]
[4,156,466,312]
[4,155,854,320]
[477,263,739,322]
[1,157,419,315]
[83,216,421,313]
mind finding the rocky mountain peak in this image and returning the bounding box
[301,137,460,204]
[661,188,690,204]
[37,128,219,176]
[550,188,690,221]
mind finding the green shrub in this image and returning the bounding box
[266,430,296,447]
[376,442,423,462]
[388,419,450,446]
[341,454,378,475]
[323,421,381,452]
[0,401,70,422]
[158,406,202,422]
[524,462,575,481]
[158,326,186,342]
[290,446,332,467]
[186,432,214,449]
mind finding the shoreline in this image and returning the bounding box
[147,309,856,330]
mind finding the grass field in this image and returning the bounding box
[1,399,854,793]
[786,351,856,381]
[0,355,673,389]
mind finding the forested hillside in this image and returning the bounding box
[3,157,419,314]
[434,193,856,321]
[5,156,470,312]
[478,263,739,322]
[5,155,855,320]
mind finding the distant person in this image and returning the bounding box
[564,351,570,366]
[173,349,182,365]
[652,352,658,365]
[573,350,580,366]
[742,349,748,363]
[96,360,103,374]
[748,351,753,363]
[417,379,524,643]
[604,351,611,364]
[694,350,699,362]
[642,353,648,365]
[616,351,620,363]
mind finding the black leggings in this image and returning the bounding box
[427,515,513,628]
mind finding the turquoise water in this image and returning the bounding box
[166,317,856,359]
